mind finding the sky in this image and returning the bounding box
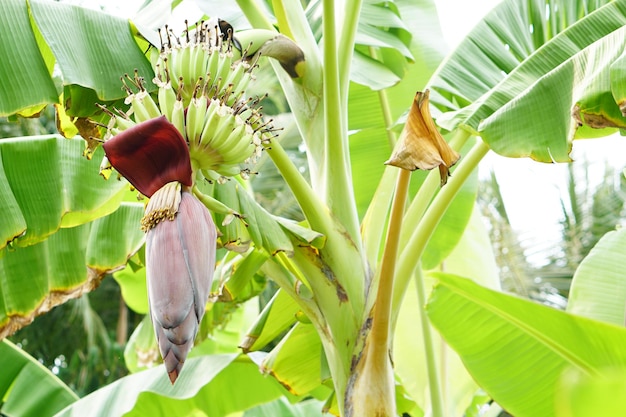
[435,0,503,47]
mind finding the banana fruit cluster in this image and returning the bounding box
[100,19,304,185]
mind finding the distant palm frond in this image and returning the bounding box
[478,158,626,308]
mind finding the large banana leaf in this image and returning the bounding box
[427,273,626,417]
[429,0,626,161]
[0,202,144,339]
[0,136,130,251]
[567,227,626,325]
[555,367,626,416]
[430,0,613,112]
[243,398,325,416]
[0,0,154,117]
[0,0,57,117]
[54,354,292,417]
[30,0,155,106]
[1,339,78,417]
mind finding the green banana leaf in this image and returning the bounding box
[241,288,300,352]
[30,0,155,109]
[351,0,414,90]
[54,354,291,417]
[555,367,626,417]
[348,0,446,217]
[0,339,78,417]
[567,227,626,325]
[427,273,626,417]
[243,398,325,417]
[0,202,144,339]
[0,136,130,251]
[260,321,324,396]
[0,0,154,117]
[429,0,625,161]
[430,0,613,112]
[0,0,58,117]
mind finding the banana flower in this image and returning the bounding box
[103,117,216,384]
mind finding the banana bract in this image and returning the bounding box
[102,116,192,197]
[385,90,460,186]
[145,186,217,384]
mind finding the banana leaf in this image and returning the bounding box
[427,273,626,417]
[54,354,291,417]
[0,136,130,251]
[555,367,626,417]
[567,227,626,325]
[1,0,154,117]
[429,0,626,161]
[0,0,58,117]
[0,202,144,339]
[0,339,78,417]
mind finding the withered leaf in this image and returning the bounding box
[386,90,460,186]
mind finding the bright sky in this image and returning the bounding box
[99,0,504,39]
[435,0,503,47]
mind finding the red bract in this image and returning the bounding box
[103,116,193,197]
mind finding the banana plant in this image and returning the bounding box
[3,0,626,416]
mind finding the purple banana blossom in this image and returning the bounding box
[102,117,217,383]
[146,189,217,383]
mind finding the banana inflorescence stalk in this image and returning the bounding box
[95,19,306,383]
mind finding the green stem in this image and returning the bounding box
[234,0,275,30]
[370,169,410,361]
[264,105,366,322]
[414,266,444,417]
[369,47,397,149]
[361,45,400,304]
[395,139,490,417]
[322,0,361,247]
[339,0,363,102]
[263,141,331,232]
[397,139,490,286]
[392,128,472,313]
